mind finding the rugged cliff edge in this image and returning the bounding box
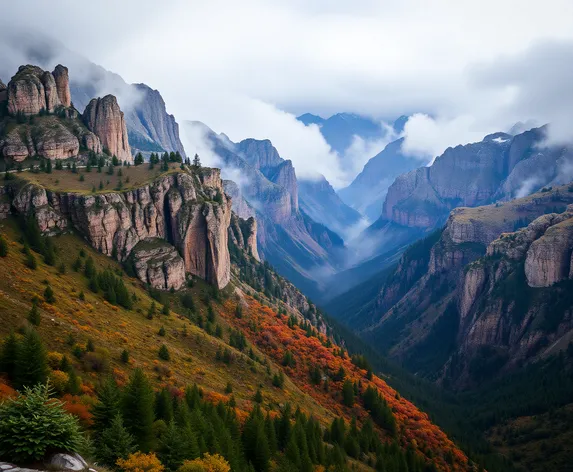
[9,168,235,289]
[356,184,573,388]
[0,64,134,163]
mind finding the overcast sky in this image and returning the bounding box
[2,0,573,187]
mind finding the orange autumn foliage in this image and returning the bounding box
[117,452,164,472]
[219,296,469,472]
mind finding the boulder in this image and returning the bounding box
[47,453,88,472]
[131,239,186,290]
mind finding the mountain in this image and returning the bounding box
[296,112,386,155]
[331,185,573,471]
[338,138,426,221]
[184,122,346,299]
[298,175,363,237]
[0,31,186,158]
[0,64,473,472]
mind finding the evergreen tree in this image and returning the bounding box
[27,302,41,326]
[193,154,201,168]
[0,331,20,381]
[155,388,174,422]
[120,349,129,363]
[158,421,189,470]
[15,328,48,388]
[148,301,157,320]
[0,235,8,257]
[242,407,270,472]
[96,414,136,468]
[122,368,155,451]
[92,377,123,436]
[342,380,355,407]
[66,368,81,395]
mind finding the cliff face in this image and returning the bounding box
[83,95,132,163]
[190,122,345,299]
[6,64,71,115]
[127,84,186,157]
[357,185,573,388]
[380,128,572,233]
[10,169,232,289]
[0,64,133,162]
[228,213,259,261]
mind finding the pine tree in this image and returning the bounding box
[92,377,123,436]
[155,388,174,422]
[242,407,270,472]
[134,153,144,166]
[162,303,170,316]
[193,154,201,168]
[0,331,20,381]
[158,344,171,361]
[0,235,8,257]
[67,368,81,395]
[120,349,129,363]
[27,302,41,326]
[148,301,157,320]
[342,380,355,407]
[15,328,48,388]
[158,421,189,470]
[122,368,155,451]
[158,326,166,336]
[96,414,136,468]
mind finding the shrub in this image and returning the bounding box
[49,370,70,393]
[0,383,81,462]
[117,452,164,472]
[44,285,55,304]
[97,414,136,468]
[0,236,8,257]
[177,454,230,472]
[158,345,170,361]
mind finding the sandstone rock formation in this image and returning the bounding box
[130,238,186,290]
[6,64,71,116]
[229,213,259,261]
[223,180,255,220]
[52,65,71,107]
[10,169,232,288]
[83,95,132,163]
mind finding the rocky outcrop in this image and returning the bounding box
[0,79,6,103]
[10,169,232,288]
[83,95,132,163]
[223,180,255,220]
[1,116,98,161]
[237,138,283,170]
[6,64,72,116]
[127,84,186,157]
[265,160,299,211]
[130,238,186,290]
[524,210,573,287]
[229,213,259,261]
[380,129,572,232]
[52,65,71,108]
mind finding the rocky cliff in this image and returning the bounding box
[9,168,233,288]
[83,95,132,163]
[380,129,572,232]
[6,64,71,116]
[188,121,344,299]
[355,185,573,388]
[0,64,135,162]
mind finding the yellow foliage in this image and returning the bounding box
[116,452,164,472]
[49,370,70,393]
[47,351,64,369]
[177,454,230,472]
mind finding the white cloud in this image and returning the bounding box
[2,0,573,186]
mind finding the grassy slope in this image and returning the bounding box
[0,217,330,420]
[0,215,470,471]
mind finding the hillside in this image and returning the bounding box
[331,184,573,471]
[0,159,473,471]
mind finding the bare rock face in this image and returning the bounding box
[83,95,132,163]
[52,65,72,107]
[131,239,186,290]
[7,65,47,115]
[6,65,72,116]
[10,169,232,288]
[1,116,89,161]
[265,160,298,212]
[223,180,255,220]
[229,213,260,261]
[525,211,573,287]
